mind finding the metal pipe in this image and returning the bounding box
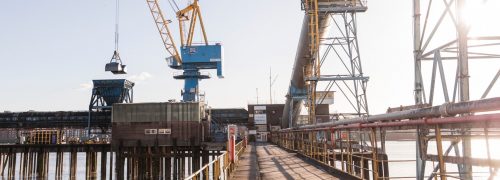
[282,113,500,131]
[282,13,331,128]
[287,97,500,130]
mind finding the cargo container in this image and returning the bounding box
[111,102,209,147]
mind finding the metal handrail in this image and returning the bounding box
[184,140,246,180]
[184,152,227,180]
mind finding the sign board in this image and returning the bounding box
[249,130,257,135]
[254,114,267,124]
[254,106,266,110]
[144,129,157,135]
[145,129,171,135]
[253,106,267,124]
[158,129,171,135]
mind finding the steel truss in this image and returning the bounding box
[315,11,369,117]
[413,0,500,179]
[301,0,369,126]
[273,98,500,179]
[276,0,500,179]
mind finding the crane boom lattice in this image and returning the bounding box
[146,0,181,64]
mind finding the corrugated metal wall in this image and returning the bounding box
[111,102,208,147]
[112,102,202,123]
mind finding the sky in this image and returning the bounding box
[0,0,498,114]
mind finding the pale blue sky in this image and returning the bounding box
[0,0,497,114]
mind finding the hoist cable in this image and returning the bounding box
[169,0,181,12]
[114,0,120,51]
[167,0,178,14]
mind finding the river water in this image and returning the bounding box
[2,139,499,179]
[384,139,499,179]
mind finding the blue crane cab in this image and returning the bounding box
[167,43,224,102]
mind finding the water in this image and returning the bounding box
[385,139,500,179]
[2,140,499,179]
[7,152,113,179]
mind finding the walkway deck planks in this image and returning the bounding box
[231,142,338,180]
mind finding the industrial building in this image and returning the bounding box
[247,104,285,142]
[247,103,330,142]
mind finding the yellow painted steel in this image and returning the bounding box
[435,125,447,180]
[303,0,321,125]
[146,0,210,65]
[370,128,379,180]
[146,0,181,64]
[185,140,246,180]
[176,0,208,47]
[29,129,61,144]
[273,129,383,179]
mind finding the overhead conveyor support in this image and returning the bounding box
[283,0,368,128]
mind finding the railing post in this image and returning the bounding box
[331,128,336,168]
[371,128,379,180]
[204,166,209,180]
[435,125,447,180]
[347,129,352,175]
[309,131,313,157]
[324,130,328,164]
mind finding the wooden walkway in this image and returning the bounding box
[230,142,338,180]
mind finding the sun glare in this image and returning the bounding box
[462,0,500,36]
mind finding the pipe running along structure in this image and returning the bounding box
[284,97,500,130]
[282,13,330,128]
[283,0,368,128]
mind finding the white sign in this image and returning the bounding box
[144,129,157,135]
[249,130,257,135]
[254,106,267,124]
[254,114,267,124]
[158,129,171,135]
[254,106,266,110]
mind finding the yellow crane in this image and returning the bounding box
[176,0,208,47]
[146,0,223,102]
[146,0,181,64]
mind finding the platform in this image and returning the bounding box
[230,142,338,180]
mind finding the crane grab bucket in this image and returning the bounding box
[105,51,127,74]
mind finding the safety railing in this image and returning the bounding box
[272,101,500,180]
[185,139,247,180]
[272,129,428,179]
